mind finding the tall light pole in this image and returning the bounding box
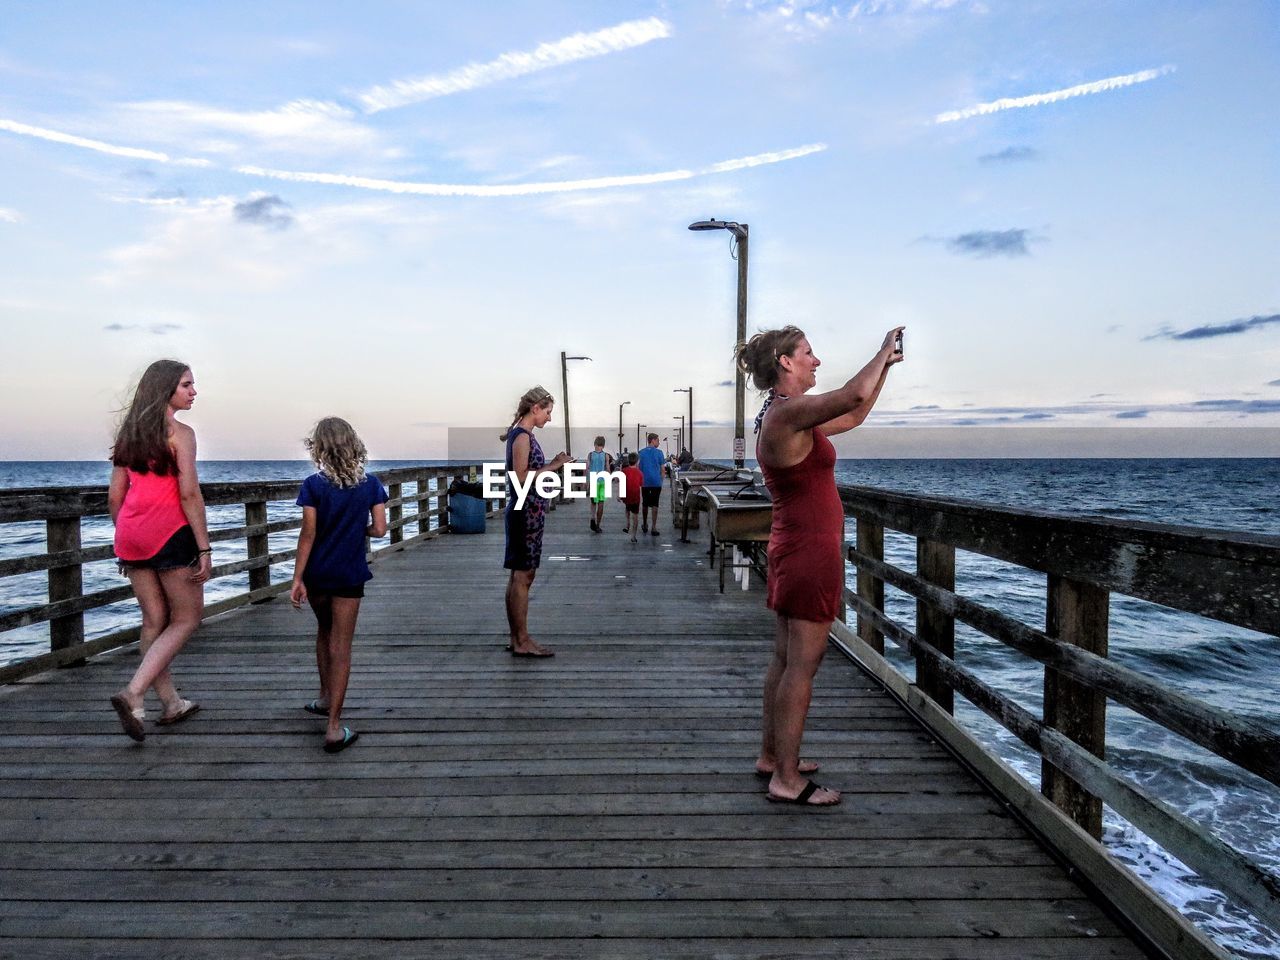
[674,415,685,454]
[673,386,693,458]
[560,351,591,457]
[617,401,630,454]
[689,219,748,468]
[636,423,645,450]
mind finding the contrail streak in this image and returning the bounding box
[0,117,175,161]
[358,17,672,113]
[236,144,827,197]
[934,65,1176,123]
[0,116,212,165]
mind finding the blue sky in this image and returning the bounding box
[2,0,1277,459]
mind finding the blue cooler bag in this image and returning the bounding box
[448,493,486,534]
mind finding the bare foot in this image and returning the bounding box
[767,778,840,806]
[510,639,555,658]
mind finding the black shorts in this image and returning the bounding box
[116,525,198,574]
[641,487,662,508]
[305,581,365,599]
[625,502,640,515]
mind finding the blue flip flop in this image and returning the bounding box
[303,699,328,716]
[323,727,359,753]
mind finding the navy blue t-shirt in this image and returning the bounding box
[296,472,389,589]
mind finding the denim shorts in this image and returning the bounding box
[116,525,198,574]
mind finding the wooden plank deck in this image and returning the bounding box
[0,500,1151,959]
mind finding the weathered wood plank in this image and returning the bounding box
[0,502,1153,959]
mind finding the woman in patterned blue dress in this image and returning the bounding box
[501,386,572,657]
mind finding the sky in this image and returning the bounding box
[2,0,1278,460]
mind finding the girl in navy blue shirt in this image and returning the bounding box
[290,417,388,753]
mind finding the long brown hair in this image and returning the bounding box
[499,386,553,441]
[110,359,190,475]
[733,326,807,391]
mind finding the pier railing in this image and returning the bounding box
[837,483,1280,955]
[0,464,497,684]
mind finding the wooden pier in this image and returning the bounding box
[0,499,1153,959]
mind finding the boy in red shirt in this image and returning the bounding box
[621,452,643,543]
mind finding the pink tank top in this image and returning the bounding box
[113,469,189,561]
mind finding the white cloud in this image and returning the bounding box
[0,207,23,223]
[237,143,827,198]
[736,0,975,37]
[935,65,1176,123]
[115,98,376,155]
[357,17,672,113]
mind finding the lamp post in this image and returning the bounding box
[674,415,685,455]
[673,386,693,458]
[688,219,748,468]
[636,423,645,450]
[560,351,591,457]
[617,401,630,455]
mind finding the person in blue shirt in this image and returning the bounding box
[585,435,614,533]
[290,417,388,753]
[636,432,667,536]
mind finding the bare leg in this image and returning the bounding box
[767,616,839,804]
[757,615,820,777]
[125,570,179,709]
[324,597,361,742]
[308,593,334,709]
[506,569,551,655]
[118,567,204,710]
[758,615,787,769]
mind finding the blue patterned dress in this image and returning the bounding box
[503,426,547,570]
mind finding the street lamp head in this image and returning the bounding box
[565,355,592,361]
[688,218,747,240]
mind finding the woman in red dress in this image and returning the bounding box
[736,325,904,804]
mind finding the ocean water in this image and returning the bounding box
[2,458,1279,957]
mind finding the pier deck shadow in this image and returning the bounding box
[0,503,1150,959]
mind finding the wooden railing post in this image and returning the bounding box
[856,518,885,654]
[245,501,270,598]
[388,482,403,545]
[916,538,956,713]
[417,471,432,536]
[46,517,85,665]
[435,474,449,531]
[1043,573,1109,838]
[438,474,452,532]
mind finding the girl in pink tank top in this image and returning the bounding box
[106,360,212,742]
[736,324,905,807]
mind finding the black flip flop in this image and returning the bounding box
[323,727,359,753]
[754,761,820,780]
[303,700,328,716]
[766,780,839,806]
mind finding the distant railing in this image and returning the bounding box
[0,464,499,683]
[837,484,1280,956]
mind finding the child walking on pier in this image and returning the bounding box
[622,452,643,542]
[290,418,388,753]
[586,436,613,533]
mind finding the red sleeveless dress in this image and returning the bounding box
[760,427,845,623]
